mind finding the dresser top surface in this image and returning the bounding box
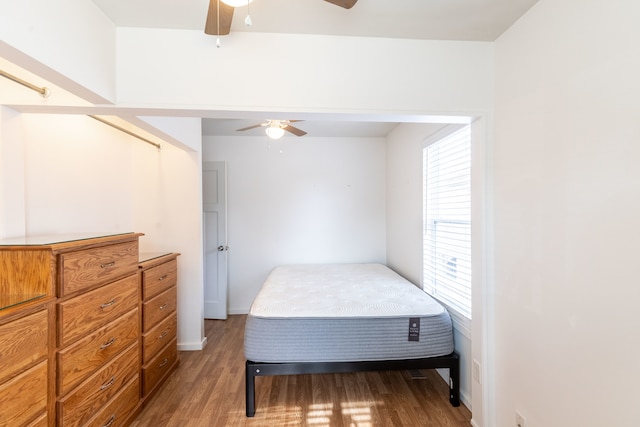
[0,232,140,247]
[139,252,173,263]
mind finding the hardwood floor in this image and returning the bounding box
[131,315,472,426]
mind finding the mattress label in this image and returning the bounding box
[408,317,420,341]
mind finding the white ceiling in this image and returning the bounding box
[92,0,538,41]
[91,0,539,138]
[201,118,399,138]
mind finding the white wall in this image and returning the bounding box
[138,116,202,152]
[0,107,26,238]
[21,114,135,233]
[203,135,387,312]
[0,0,116,103]
[116,29,493,115]
[493,0,640,425]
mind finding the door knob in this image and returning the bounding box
[217,245,229,251]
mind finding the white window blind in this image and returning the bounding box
[423,126,472,320]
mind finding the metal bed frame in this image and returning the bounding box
[245,352,460,417]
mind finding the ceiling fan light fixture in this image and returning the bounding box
[264,120,284,139]
[236,119,307,137]
[265,124,285,139]
[220,0,253,6]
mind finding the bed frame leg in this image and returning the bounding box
[449,353,460,407]
[246,361,256,417]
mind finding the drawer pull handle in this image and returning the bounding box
[102,415,116,427]
[159,303,168,310]
[100,299,116,309]
[159,330,168,340]
[159,358,169,368]
[100,376,116,391]
[100,261,116,269]
[100,337,115,350]
[159,274,168,281]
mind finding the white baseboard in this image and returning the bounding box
[228,307,249,315]
[460,389,472,412]
[470,418,480,427]
[178,336,208,351]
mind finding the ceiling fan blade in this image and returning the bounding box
[283,125,307,137]
[324,0,358,9]
[236,124,265,131]
[205,0,234,36]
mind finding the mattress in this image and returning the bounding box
[244,263,454,363]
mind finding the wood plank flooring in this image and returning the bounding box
[131,315,471,426]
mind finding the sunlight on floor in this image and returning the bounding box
[342,401,374,425]
[304,401,384,427]
[307,403,334,425]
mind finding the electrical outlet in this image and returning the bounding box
[472,359,481,384]
[516,411,526,427]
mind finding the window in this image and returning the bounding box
[423,126,472,320]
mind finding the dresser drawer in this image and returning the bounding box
[58,344,139,427]
[60,240,138,296]
[142,312,177,364]
[58,274,139,347]
[142,338,178,396]
[0,308,48,383]
[142,258,177,300]
[58,309,139,396]
[0,360,47,426]
[25,412,48,427]
[142,286,177,332]
[82,375,140,427]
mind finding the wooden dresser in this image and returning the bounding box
[0,302,53,427]
[54,234,142,427]
[0,232,171,427]
[138,253,180,401]
[0,235,58,427]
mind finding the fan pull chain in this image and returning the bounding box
[245,0,252,26]
[216,0,221,47]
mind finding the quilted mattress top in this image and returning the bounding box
[249,263,447,319]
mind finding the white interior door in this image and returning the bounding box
[203,161,228,319]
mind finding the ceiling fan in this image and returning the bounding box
[236,120,307,139]
[205,0,358,36]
